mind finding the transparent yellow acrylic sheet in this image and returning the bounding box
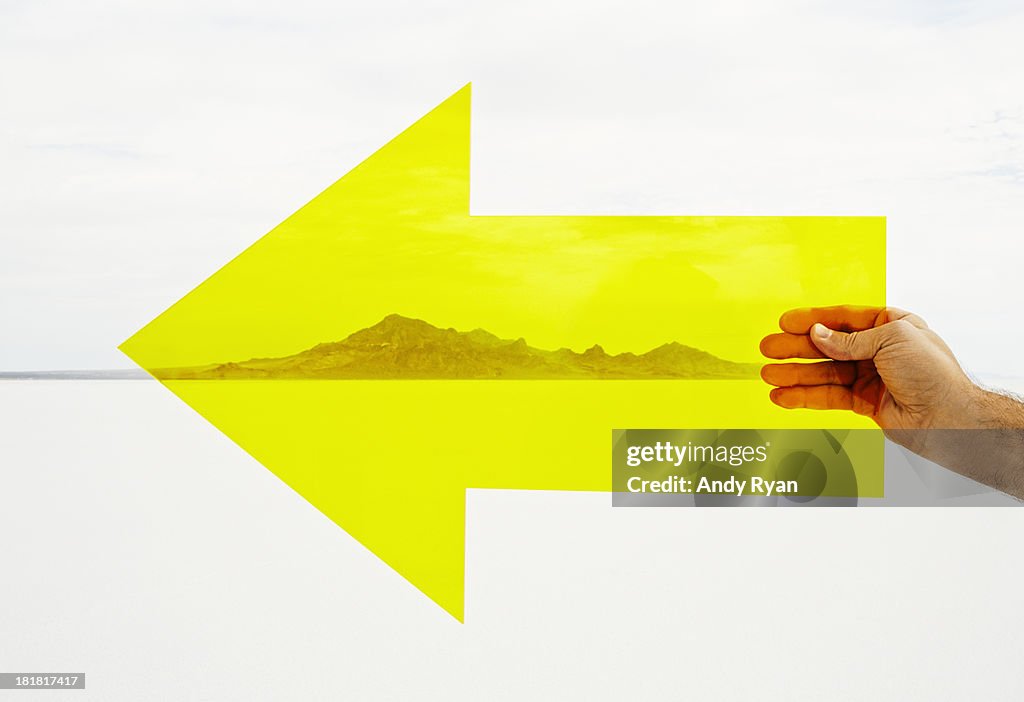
[121,85,885,619]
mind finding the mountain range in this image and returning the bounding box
[154,314,759,380]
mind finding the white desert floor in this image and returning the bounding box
[2,380,1023,700]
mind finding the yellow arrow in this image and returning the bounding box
[121,83,884,621]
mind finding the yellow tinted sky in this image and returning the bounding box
[121,85,884,369]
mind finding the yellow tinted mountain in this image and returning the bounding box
[154,314,759,380]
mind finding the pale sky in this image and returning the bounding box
[1,0,1023,374]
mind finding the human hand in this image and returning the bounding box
[759,306,976,432]
[759,305,1024,497]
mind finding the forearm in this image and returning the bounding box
[889,387,1024,499]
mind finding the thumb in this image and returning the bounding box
[810,322,897,361]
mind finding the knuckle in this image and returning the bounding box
[889,319,915,336]
[887,307,928,329]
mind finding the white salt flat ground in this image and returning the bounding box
[2,380,1024,700]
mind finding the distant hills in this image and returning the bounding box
[154,314,759,380]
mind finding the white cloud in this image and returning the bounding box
[1,0,1022,374]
